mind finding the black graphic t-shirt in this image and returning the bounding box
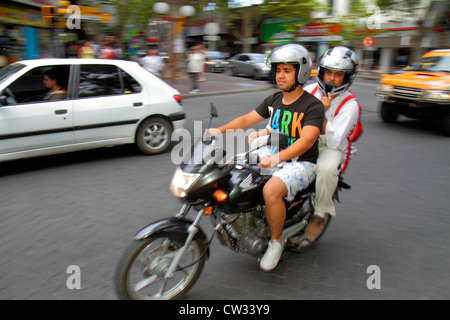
[255,91,324,163]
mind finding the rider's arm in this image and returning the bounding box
[279,125,320,162]
[325,99,359,149]
[216,110,265,134]
[260,125,320,168]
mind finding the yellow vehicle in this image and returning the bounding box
[377,49,450,136]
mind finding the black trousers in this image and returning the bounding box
[189,72,199,91]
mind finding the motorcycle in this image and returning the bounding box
[114,104,353,300]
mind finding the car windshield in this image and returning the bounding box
[411,55,450,73]
[251,55,267,64]
[207,51,224,59]
[0,63,25,84]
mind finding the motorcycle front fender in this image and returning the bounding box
[134,217,209,256]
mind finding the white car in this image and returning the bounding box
[0,59,185,162]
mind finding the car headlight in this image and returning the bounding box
[170,167,201,198]
[423,90,450,101]
[377,84,393,94]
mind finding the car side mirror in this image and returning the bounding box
[0,95,8,106]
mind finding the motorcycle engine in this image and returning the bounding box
[217,206,269,256]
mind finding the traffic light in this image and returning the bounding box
[41,5,58,26]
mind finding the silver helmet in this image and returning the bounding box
[268,44,312,87]
[317,46,359,95]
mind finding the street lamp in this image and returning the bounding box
[153,2,195,83]
[153,2,170,15]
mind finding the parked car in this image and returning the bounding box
[377,49,450,136]
[205,51,228,73]
[0,58,185,163]
[228,53,271,80]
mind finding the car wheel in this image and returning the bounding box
[253,69,261,80]
[136,117,173,155]
[380,102,398,123]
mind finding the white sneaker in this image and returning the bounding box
[260,239,284,272]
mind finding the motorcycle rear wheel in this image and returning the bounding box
[114,236,206,300]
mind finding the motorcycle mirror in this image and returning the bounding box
[210,103,218,118]
[206,103,219,136]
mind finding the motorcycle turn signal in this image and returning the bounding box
[213,189,228,202]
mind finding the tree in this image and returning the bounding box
[220,0,321,52]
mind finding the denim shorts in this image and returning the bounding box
[272,161,316,201]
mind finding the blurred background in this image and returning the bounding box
[0,0,448,78]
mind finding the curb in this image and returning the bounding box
[178,73,380,100]
[180,84,275,99]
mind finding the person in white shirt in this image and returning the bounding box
[303,46,360,240]
[187,46,206,93]
[140,49,165,77]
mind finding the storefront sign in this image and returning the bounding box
[295,22,343,43]
[0,6,46,27]
[297,22,343,37]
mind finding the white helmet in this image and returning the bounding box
[268,44,312,90]
[317,46,359,95]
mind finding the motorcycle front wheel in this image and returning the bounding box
[114,236,207,300]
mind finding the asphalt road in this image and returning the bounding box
[0,77,449,300]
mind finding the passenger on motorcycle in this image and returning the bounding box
[208,44,324,271]
[303,46,360,240]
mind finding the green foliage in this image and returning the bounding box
[260,0,321,20]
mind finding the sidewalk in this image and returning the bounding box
[166,72,274,98]
[166,70,380,99]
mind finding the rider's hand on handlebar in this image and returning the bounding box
[205,128,222,136]
[259,154,280,168]
[248,131,259,145]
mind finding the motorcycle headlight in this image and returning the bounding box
[170,167,201,198]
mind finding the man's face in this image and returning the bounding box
[276,64,296,91]
[323,68,345,87]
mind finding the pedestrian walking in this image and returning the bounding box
[187,46,205,94]
[78,40,95,59]
[140,49,165,77]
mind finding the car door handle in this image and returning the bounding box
[55,109,68,115]
[133,102,143,107]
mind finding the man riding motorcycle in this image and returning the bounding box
[207,44,324,271]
